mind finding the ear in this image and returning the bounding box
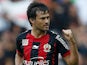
[29,18,35,24]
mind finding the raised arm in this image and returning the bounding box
[62,29,78,65]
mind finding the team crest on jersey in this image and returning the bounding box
[22,39,29,46]
[43,43,51,52]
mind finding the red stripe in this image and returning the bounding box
[62,50,70,57]
[38,34,50,60]
[23,33,33,61]
[52,43,57,65]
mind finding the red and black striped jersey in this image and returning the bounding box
[16,30,70,65]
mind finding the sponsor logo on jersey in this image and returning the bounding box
[31,56,44,60]
[23,57,50,65]
[43,43,51,52]
[22,39,29,46]
[32,45,39,49]
[23,60,49,65]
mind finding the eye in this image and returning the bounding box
[41,17,45,20]
[40,16,50,20]
[47,16,49,19]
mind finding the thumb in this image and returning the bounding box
[62,29,71,36]
[62,29,67,34]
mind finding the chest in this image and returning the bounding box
[21,35,57,60]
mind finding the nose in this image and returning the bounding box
[45,18,50,24]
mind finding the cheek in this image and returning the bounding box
[35,21,43,27]
[37,23,43,27]
[36,20,44,26]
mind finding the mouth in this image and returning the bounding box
[44,25,49,28]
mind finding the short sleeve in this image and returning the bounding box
[55,35,70,57]
[16,36,23,56]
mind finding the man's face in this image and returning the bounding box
[33,10,50,31]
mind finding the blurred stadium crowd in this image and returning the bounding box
[0,0,87,65]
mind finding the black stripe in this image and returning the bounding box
[54,46,58,65]
[30,42,40,61]
[46,31,57,65]
[16,30,30,56]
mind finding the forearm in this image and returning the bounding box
[15,53,24,65]
[62,29,79,65]
[68,37,79,65]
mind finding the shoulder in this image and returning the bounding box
[47,30,62,38]
[16,30,31,40]
[48,30,66,43]
[47,30,57,36]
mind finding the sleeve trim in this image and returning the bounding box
[16,50,23,56]
[62,50,70,57]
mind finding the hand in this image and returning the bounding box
[62,29,73,41]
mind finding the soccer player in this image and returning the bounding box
[15,2,78,65]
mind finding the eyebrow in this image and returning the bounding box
[40,16,50,19]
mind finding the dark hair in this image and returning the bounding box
[27,2,49,21]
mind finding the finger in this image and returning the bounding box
[62,29,72,34]
[62,29,66,33]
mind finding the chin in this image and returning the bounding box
[40,28,49,31]
[44,29,49,31]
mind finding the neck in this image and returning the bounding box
[31,28,47,38]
